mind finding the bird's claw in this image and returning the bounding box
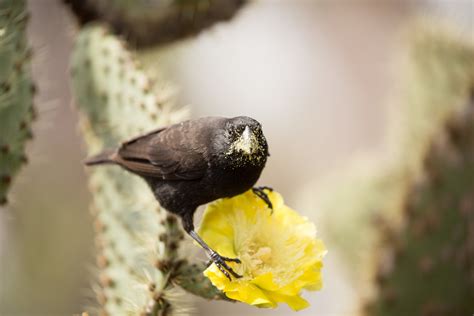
[206,256,240,267]
[221,256,241,264]
[257,186,273,192]
[252,186,274,212]
[209,251,242,281]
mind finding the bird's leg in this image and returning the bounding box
[181,215,242,281]
[252,186,273,211]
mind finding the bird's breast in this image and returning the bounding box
[208,160,265,198]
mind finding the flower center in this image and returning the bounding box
[240,240,273,277]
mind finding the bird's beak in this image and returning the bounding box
[239,126,253,154]
[242,126,251,143]
[231,125,255,155]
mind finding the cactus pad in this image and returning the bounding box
[0,0,35,206]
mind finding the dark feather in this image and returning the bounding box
[116,118,225,180]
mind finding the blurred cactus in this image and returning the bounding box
[308,21,474,312]
[64,0,246,47]
[365,97,474,316]
[71,24,226,315]
[363,23,474,316]
[0,0,35,205]
[388,21,474,178]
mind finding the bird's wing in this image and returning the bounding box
[117,123,208,180]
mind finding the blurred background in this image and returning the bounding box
[0,0,472,315]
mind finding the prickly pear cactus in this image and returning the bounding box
[388,22,474,178]
[0,0,35,206]
[363,24,474,316]
[307,21,474,312]
[365,98,474,316]
[71,24,223,315]
[65,0,246,47]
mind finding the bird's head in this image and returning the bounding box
[222,116,269,166]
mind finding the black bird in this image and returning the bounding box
[85,116,271,279]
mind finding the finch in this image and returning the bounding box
[85,116,271,279]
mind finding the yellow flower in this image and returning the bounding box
[198,190,327,311]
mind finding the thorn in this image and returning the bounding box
[1,174,11,185]
[158,233,168,242]
[99,274,115,288]
[165,215,177,225]
[20,154,28,164]
[94,219,106,233]
[0,144,10,154]
[96,255,109,268]
[26,129,33,139]
[155,259,170,272]
[30,106,37,120]
[114,296,122,306]
[153,291,163,302]
[169,241,179,251]
[0,81,11,93]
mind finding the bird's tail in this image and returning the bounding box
[84,148,117,166]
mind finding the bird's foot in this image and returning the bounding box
[206,255,240,267]
[252,186,274,211]
[208,251,242,281]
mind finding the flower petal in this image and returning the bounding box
[269,292,310,311]
[199,190,326,311]
[252,272,279,291]
[226,283,276,308]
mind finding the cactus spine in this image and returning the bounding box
[0,0,35,206]
[71,24,225,315]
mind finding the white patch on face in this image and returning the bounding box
[230,126,256,155]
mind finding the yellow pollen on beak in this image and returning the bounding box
[231,126,255,155]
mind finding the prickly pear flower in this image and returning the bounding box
[198,190,327,311]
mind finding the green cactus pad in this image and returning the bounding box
[0,0,35,205]
[367,105,474,315]
[307,20,474,313]
[64,0,246,47]
[365,23,474,316]
[71,24,189,315]
[174,261,230,301]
